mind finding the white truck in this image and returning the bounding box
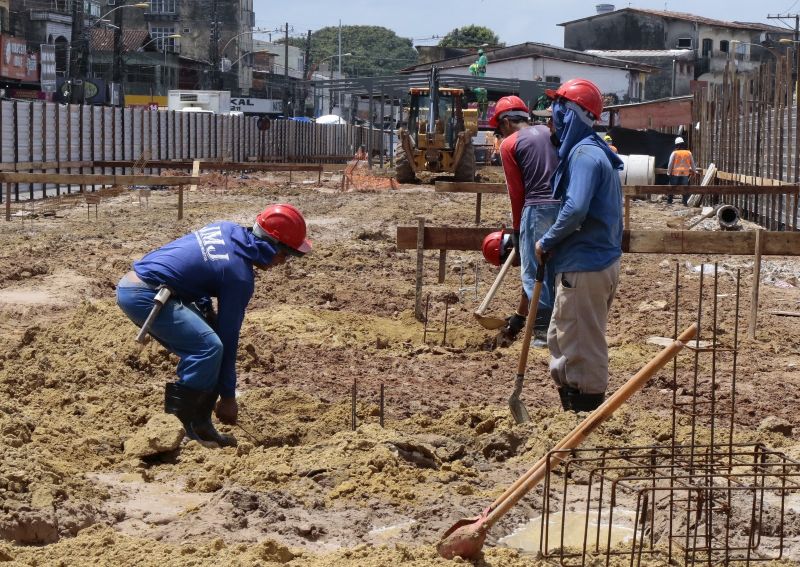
[167,90,231,114]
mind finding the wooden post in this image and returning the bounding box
[748,228,763,339]
[475,193,482,224]
[178,186,184,220]
[189,160,200,192]
[624,195,631,229]
[414,217,425,322]
[4,183,9,221]
[438,249,447,284]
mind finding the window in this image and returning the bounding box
[127,65,156,84]
[676,37,693,49]
[150,26,178,52]
[702,38,712,57]
[544,75,561,83]
[719,40,729,53]
[150,0,177,13]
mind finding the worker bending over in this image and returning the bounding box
[117,204,312,446]
[490,95,558,348]
[536,79,623,412]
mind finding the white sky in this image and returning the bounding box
[252,1,800,48]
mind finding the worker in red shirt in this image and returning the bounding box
[490,96,559,347]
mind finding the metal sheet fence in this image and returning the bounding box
[0,100,372,202]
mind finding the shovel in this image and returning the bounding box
[508,261,546,424]
[437,323,698,560]
[474,248,517,330]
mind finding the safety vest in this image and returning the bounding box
[671,150,693,176]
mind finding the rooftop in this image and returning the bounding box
[401,41,656,74]
[559,8,789,33]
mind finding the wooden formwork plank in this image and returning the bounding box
[434,181,507,194]
[624,184,799,196]
[396,226,800,256]
[0,173,197,185]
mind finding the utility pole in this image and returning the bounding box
[768,13,800,42]
[209,0,220,89]
[68,0,86,103]
[300,29,311,117]
[112,5,124,105]
[283,22,289,116]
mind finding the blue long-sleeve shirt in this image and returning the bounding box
[539,137,623,274]
[133,221,277,398]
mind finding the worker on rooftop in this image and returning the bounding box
[537,78,623,412]
[476,48,488,76]
[489,95,558,348]
[116,205,312,447]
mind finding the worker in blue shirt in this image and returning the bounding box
[536,78,623,412]
[116,204,311,446]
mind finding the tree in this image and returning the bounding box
[286,26,418,78]
[438,25,502,48]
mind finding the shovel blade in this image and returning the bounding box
[509,394,531,424]
[474,312,507,330]
[509,374,531,424]
[437,512,490,560]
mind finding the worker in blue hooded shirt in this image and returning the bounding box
[535,78,623,413]
[116,204,312,447]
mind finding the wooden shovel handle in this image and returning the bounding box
[474,248,517,317]
[485,323,697,530]
[515,262,545,375]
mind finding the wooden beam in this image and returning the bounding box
[396,226,800,256]
[0,173,198,186]
[624,184,799,197]
[748,229,764,339]
[434,181,506,194]
[90,160,324,173]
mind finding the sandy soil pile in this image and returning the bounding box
[0,172,798,565]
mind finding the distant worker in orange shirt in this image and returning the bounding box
[603,134,617,153]
[667,136,697,205]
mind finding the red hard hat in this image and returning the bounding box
[481,230,510,267]
[545,78,603,119]
[488,95,530,128]
[254,204,312,255]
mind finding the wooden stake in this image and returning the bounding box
[189,159,200,192]
[748,228,763,339]
[438,249,447,284]
[475,193,482,224]
[414,217,425,322]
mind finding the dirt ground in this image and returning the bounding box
[0,167,799,566]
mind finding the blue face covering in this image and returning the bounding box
[552,100,567,138]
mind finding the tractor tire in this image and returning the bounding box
[454,142,476,182]
[394,148,416,184]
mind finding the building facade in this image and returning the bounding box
[560,7,792,98]
[114,0,254,93]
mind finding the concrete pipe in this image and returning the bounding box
[716,204,741,230]
[618,154,655,187]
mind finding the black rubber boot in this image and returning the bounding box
[557,388,572,411]
[569,392,605,412]
[164,382,203,441]
[191,391,237,447]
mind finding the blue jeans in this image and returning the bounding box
[519,203,559,331]
[116,275,223,392]
[667,175,689,204]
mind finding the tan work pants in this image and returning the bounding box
[547,260,620,395]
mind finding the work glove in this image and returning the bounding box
[215,397,238,425]
[502,312,527,340]
[195,297,217,329]
[510,230,521,267]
